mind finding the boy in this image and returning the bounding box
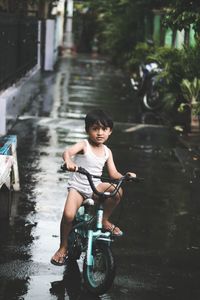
[51,109,136,266]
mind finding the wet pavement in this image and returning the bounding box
[0,53,200,300]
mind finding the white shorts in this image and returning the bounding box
[67,187,93,199]
[67,180,101,199]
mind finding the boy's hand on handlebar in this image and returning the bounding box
[63,162,78,172]
[126,172,136,179]
[125,172,144,182]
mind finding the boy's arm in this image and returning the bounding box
[62,140,85,171]
[106,149,123,179]
[106,149,136,179]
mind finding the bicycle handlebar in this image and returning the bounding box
[61,164,143,198]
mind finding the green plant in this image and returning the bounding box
[148,47,184,93]
[179,78,200,115]
[181,44,200,80]
[143,47,184,112]
[125,42,156,77]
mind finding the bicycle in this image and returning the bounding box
[62,165,142,295]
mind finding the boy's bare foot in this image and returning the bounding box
[103,221,123,237]
[51,250,68,266]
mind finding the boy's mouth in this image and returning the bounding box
[96,137,104,142]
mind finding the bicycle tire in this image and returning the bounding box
[68,230,82,261]
[83,243,115,295]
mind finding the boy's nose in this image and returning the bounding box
[97,128,103,134]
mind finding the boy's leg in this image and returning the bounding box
[51,189,83,265]
[95,182,123,235]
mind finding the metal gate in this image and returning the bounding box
[0,13,38,90]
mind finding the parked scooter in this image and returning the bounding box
[131,61,164,111]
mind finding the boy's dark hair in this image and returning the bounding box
[85,109,113,132]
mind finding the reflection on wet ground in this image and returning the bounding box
[0,54,200,299]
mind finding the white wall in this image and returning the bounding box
[63,0,74,49]
[44,0,65,71]
[0,98,6,135]
[44,19,56,71]
[37,21,42,69]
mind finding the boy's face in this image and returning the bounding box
[87,123,112,145]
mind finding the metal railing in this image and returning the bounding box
[0,13,38,90]
[0,135,20,192]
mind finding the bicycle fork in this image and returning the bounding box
[86,230,111,266]
[86,203,111,266]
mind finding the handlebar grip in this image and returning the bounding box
[61,163,67,171]
[61,165,89,175]
[61,164,82,172]
[125,174,144,182]
[77,166,89,175]
[132,177,144,182]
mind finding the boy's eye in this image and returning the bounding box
[93,127,107,131]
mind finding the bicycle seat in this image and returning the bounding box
[82,198,95,206]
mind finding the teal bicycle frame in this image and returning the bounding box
[85,202,111,266]
[63,165,143,295]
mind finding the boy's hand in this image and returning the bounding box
[125,172,137,181]
[65,161,78,172]
[126,172,136,178]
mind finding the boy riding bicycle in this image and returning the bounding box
[51,109,136,266]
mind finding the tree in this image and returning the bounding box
[75,0,169,62]
[163,1,200,38]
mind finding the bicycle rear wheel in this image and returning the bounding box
[83,243,115,295]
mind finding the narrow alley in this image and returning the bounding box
[0,53,200,300]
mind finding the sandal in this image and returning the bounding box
[103,222,123,237]
[50,251,68,266]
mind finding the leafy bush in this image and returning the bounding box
[125,42,156,72]
[148,47,184,94]
[181,43,200,80]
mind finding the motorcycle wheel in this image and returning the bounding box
[83,243,115,295]
[142,90,163,111]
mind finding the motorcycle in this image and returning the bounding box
[131,61,164,111]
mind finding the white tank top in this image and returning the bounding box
[67,140,110,194]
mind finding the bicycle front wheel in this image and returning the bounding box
[83,243,115,295]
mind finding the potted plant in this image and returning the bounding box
[179,77,200,131]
